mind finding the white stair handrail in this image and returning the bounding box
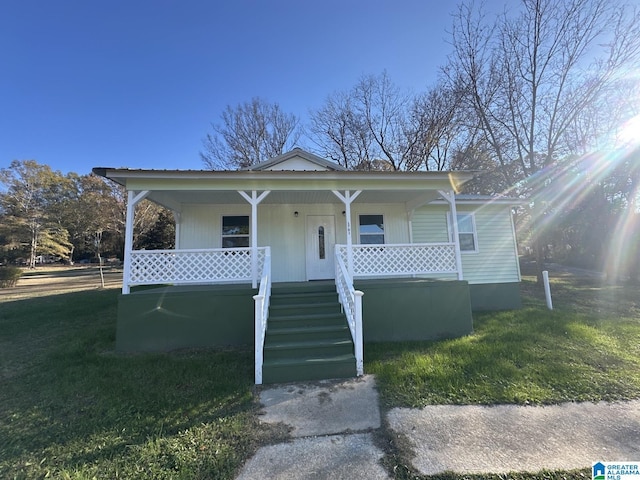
[254,246,271,385]
[335,251,364,376]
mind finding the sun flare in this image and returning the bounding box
[617,114,640,147]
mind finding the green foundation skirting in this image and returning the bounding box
[354,278,474,342]
[116,280,521,352]
[116,284,256,352]
[469,282,522,310]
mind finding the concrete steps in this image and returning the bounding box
[262,283,357,384]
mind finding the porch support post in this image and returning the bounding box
[122,190,150,294]
[238,190,270,288]
[173,212,181,249]
[407,210,414,244]
[332,190,362,277]
[439,189,463,280]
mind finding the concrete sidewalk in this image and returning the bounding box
[389,401,640,475]
[236,375,640,479]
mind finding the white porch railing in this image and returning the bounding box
[336,243,458,277]
[127,247,267,287]
[335,251,364,376]
[253,247,271,385]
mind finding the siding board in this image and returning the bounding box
[412,204,520,284]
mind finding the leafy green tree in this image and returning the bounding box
[58,173,124,263]
[0,160,72,267]
[137,208,175,250]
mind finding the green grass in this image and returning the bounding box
[0,288,277,480]
[3,272,640,479]
[367,276,640,408]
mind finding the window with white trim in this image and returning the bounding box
[222,215,249,248]
[455,213,478,252]
[359,214,385,244]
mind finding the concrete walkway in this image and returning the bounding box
[237,375,389,480]
[236,375,640,479]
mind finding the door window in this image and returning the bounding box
[318,226,325,259]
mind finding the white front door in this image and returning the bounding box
[305,215,336,280]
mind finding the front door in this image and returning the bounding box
[305,215,336,280]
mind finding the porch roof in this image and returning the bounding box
[93,167,475,211]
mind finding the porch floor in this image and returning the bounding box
[128,276,452,295]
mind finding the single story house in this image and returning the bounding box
[94,148,522,384]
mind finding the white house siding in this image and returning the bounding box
[264,157,330,171]
[351,203,411,245]
[179,204,252,249]
[258,203,346,282]
[179,202,412,283]
[412,204,520,284]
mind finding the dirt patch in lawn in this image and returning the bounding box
[0,266,122,301]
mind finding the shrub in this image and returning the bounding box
[0,266,22,288]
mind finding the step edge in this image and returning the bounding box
[269,312,346,320]
[263,355,356,367]
[264,339,354,349]
[266,325,349,334]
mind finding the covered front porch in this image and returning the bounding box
[120,187,467,292]
[96,155,475,384]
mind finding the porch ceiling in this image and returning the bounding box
[148,189,443,209]
[94,167,474,212]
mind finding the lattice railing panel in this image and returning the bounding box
[336,243,457,277]
[129,247,266,285]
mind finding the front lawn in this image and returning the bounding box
[0,288,278,480]
[367,275,640,407]
[2,271,639,479]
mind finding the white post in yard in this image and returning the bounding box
[238,190,270,288]
[332,190,362,277]
[439,189,464,280]
[122,190,150,294]
[543,270,553,310]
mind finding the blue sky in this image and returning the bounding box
[1,1,488,174]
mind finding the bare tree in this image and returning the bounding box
[446,0,640,282]
[445,2,517,184]
[200,97,301,170]
[308,90,375,170]
[407,81,466,171]
[448,0,640,179]
[309,71,464,171]
[351,71,413,170]
[308,72,409,170]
